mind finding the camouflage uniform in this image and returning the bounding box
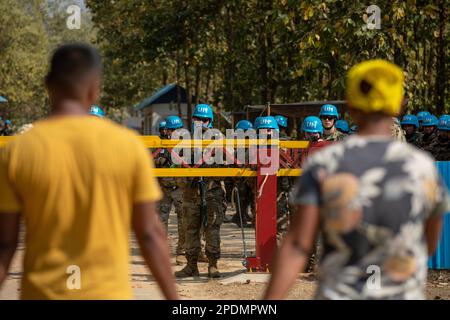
[434,138,450,161]
[417,131,439,158]
[323,128,346,142]
[154,148,185,256]
[405,132,422,147]
[277,131,293,241]
[176,145,227,277]
[391,117,406,142]
[180,176,226,269]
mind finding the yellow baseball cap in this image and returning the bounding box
[346,59,404,116]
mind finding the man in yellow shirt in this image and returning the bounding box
[0,44,179,299]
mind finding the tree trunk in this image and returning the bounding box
[435,0,446,114]
[258,8,269,104]
[224,4,235,110]
[194,63,201,104]
[176,48,182,117]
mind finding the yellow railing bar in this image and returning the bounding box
[153,168,302,177]
[0,136,309,149]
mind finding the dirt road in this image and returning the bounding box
[1,208,449,300]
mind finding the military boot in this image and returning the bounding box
[175,256,199,278]
[175,254,187,266]
[198,251,209,263]
[208,259,220,278]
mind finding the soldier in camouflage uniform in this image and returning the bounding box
[155,117,187,265]
[401,114,421,146]
[274,115,293,241]
[417,114,439,158]
[435,117,450,161]
[228,120,255,227]
[318,104,347,141]
[175,104,227,278]
[391,117,406,142]
[416,110,431,133]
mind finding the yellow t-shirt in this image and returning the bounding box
[0,116,162,299]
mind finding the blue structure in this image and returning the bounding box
[0,96,7,103]
[428,162,450,269]
[135,83,190,111]
[134,83,191,135]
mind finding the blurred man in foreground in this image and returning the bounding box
[0,44,178,300]
[265,59,449,300]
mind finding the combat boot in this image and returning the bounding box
[198,251,209,263]
[175,254,187,265]
[208,259,220,278]
[175,256,199,278]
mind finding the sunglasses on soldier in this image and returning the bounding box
[193,116,210,123]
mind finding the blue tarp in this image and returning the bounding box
[428,161,450,269]
[0,96,7,103]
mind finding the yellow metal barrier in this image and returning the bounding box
[0,136,309,149]
[0,136,306,177]
[153,168,301,177]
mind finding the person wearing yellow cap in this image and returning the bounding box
[264,59,450,300]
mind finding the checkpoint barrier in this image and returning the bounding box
[2,135,447,270]
[0,135,310,272]
[146,136,309,272]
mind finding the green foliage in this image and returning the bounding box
[0,0,97,125]
[88,0,448,116]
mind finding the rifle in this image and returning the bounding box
[199,177,208,227]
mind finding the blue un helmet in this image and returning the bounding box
[319,104,339,119]
[90,105,105,118]
[235,120,253,131]
[158,120,167,130]
[274,115,288,128]
[302,116,323,134]
[422,114,438,127]
[5,119,12,125]
[335,120,350,134]
[165,115,183,129]
[254,116,279,130]
[438,117,450,131]
[349,125,359,134]
[193,103,214,128]
[417,111,431,123]
[401,114,419,128]
[438,115,450,122]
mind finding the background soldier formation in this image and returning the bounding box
[154,101,448,278]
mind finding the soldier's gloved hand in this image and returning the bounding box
[155,157,167,167]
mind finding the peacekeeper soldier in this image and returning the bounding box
[175,104,227,278]
[417,111,431,133]
[391,117,406,142]
[229,119,254,227]
[319,104,346,141]
[300,116,324,271]
[435,117,450,161]
[154,116,187,265]
[417,114,439,158]
[401,114,421,146]
[274,115,294,240]
[2,120,14,136]
[335,119,350,135]
[89,105,105,118]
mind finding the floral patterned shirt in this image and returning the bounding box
[292,135,450,300]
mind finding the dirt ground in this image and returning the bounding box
[1,207,449,300]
